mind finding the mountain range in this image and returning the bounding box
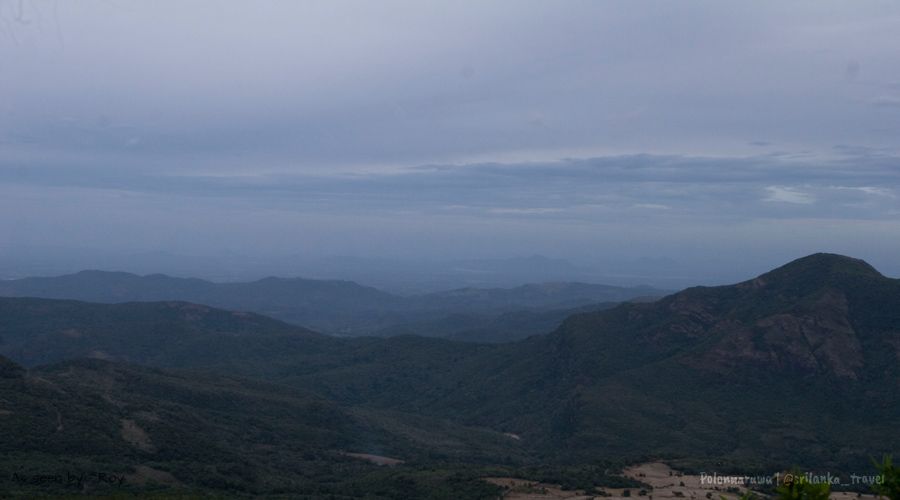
[0,253,897,496]
[0,271,664,340]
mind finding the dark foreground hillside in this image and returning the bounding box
[0,355,538,498]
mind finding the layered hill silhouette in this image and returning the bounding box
[1,253,897,494]
[0,271,663,340]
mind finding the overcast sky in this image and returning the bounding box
[1,1,899,280]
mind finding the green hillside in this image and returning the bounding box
[0,355,529,497]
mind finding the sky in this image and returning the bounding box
[1,1,899,282]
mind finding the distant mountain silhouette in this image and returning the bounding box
[0,270,665,339]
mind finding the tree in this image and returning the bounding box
[775,472,830,500]
[873,455,900,500]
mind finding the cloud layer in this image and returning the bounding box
[1,1,899,278]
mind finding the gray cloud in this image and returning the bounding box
[2,1,900,278]
[4,1,900,168]
[3,151,898,222]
